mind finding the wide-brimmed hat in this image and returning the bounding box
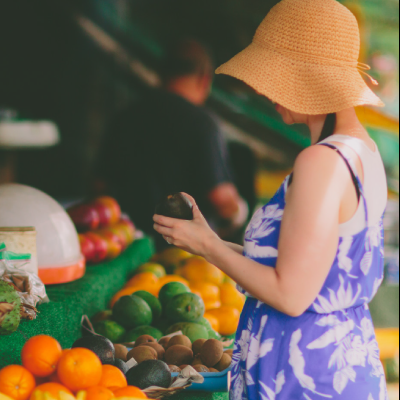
[216,0,384,115]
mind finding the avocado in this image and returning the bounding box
[153,318,171,335]
[72,335,115,365]
[159,282,190,309]
[112,295,153,330]
[114,358,129,374]
[126,359,172,390]
[123,326,163,343]
[166,322,209,343]
[91,310,112,324]
[93,320,126,343]
[133,291,162,322]
[166,293,205,323]
[155,193,193,220]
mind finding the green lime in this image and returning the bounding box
[166,293,205,323]
[159,282,190,307]
[123,326,164,343]
[166,322,209,343]
[93,320,126,343]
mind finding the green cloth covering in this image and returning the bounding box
[172,392,228,400]
[0,238,155,368]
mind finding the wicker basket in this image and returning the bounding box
[144,384,192,399]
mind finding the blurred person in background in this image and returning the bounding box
[95,39,248,248]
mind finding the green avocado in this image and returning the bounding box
[112,295,152,330]
[197,317,222,340]
[126,360,172,389]
[166,322,209,343]
[155,193,194,220]
[133,291,162,322]
[159,282,190,308]
[166,293,205,323]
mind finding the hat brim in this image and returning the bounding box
[216,42,385,115]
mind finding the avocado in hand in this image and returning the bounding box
[155,193,194,220]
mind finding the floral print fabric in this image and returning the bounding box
[231,147,388,400]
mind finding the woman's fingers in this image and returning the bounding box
[181,193,205,222]
[153,214,175,228]
[153,224,174,237]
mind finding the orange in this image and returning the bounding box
[30,383,74,400]
[113,387,148,398]
[0,365,36,400]
[207,306,241,336]
[203,313,220,333]
[189,282,221,311]
[124,273,159,295]
[22,335,63,377]
[99,365,127,389]
[76,386,115,400]
[220,283,246,311]
[57,348,102,392]
[110,286,141,308]
[0,393,14,400]
[48,372,62,384]
[178,256,224,286]
[136,263,166,279]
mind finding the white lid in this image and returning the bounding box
[0,184,82,269]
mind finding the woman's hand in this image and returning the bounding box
[153,193,221,258]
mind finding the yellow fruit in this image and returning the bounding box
[156,248,192,273]
[136,263,166,279]
[0,393,15,400]
[207,306,241,336]
[190,282,221,311]
[179,257,224,286]
[220,283,246,311]
[203,313,220,332]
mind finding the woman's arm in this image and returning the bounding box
[154,146,350,317]
[223,242,244,254]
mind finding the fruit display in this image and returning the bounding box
[0,281,22,335]
[68,197,136,265]
[0,335,149,400]
[95,249,244,345]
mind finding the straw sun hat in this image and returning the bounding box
[216,0,384,115]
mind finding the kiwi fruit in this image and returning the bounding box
[191,355,203,366]
[224,349,234,357]
[127,346,158,364]
[114,344,128,361]
[158,337,171,350]
[193,365,210,373]
[179,365,190,370]
[169,365,182,373]
[209,368,219,373]
[215,353,232,372]
[155,193,193,220]
[140,342,166,360]
[134,335,157,347]
[165,345,193,366]
[200,339,224,368]
[192,339,207,355]
[167,335,192,350]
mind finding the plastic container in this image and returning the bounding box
[172,368,232,392]
[0,184,85,284]
[0,227,38,275]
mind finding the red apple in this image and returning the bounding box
[91,201,113,228]
[94,196,121,225]
[97,231,122,260]
[68,204,100,232]
[79,234,96,263]
[85,232,108,264]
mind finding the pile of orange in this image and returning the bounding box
[110,248,245,337]
[0,335,147,400]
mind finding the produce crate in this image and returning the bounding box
[172,369,232,392]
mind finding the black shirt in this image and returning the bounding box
[98,89,233,237]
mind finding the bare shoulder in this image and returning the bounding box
[293,145,344,178]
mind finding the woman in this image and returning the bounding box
[154,0,389,398]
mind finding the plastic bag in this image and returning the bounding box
[0,243,49,320]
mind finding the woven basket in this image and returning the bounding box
[144,384,191,399]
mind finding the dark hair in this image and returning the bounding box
[160,39,214,84]
[318,113,337,142]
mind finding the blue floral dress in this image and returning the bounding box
[231,144,388,400]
